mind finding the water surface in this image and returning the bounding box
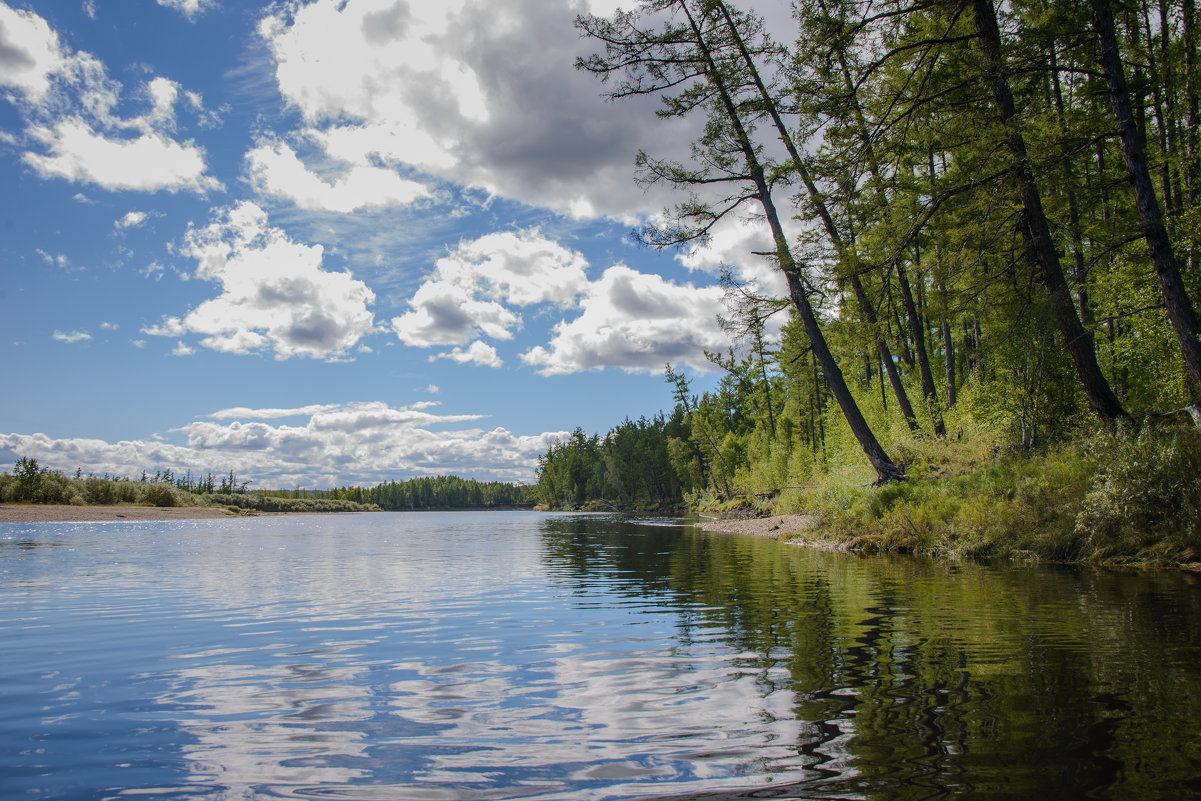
[2,511,1200,799]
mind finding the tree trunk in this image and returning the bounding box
[684,0,905,481]
[851,273,920,430]
[942,318,957,408]
[972,0,1128,422]
[713,0,921,432]
[1093,0,1201,400]
[897,253,945,435]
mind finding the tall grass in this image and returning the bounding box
[780,423,1201,567]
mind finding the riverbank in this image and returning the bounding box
[694,514,817,539]
[691,424,1201,569]
[0,504,286,522]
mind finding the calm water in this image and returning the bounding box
[2,512,1201,800]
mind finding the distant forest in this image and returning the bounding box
[0,458,534,512]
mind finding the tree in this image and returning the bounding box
[1091,0,1201,422]
[579,0,906,482]
[969,0,1128,422]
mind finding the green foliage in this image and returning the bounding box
[1,458,530,514]
[1075,425,1201,563]
[536,417,685,510]
[208,494,380,513]
[346,474,534,510]
[777,424,1201,566]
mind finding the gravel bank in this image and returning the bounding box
[0,504,255,522]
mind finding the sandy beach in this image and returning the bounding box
[0,504,254,522]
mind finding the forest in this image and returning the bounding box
[535,0,1201,564]
[0,458,533,513]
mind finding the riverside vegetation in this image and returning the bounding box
[0,459,535,514]
[534,0,1201,567]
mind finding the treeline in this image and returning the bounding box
[321,475,536,510]
[0,457,210,508]
[240,475,533,510]
[537,0,1201,537]
[1,458,529,513]
[535,415,690,509]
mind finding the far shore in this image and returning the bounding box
[0,504,296,523]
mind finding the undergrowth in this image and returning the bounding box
[779,422,1201,567]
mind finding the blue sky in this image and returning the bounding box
[0,0,791,487]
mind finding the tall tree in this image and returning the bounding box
[1091,0,1201,418]
[970,0,1129,422]
[579,0,906,481]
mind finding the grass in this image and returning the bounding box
[776,422,1201,568]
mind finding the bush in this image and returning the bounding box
[1075,425,1201,563]
[83,476,117,505]
[207,493,379,513]
[141,482,185,507]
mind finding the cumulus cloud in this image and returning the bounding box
[256,0,696,219]
[0,401,566,485]
[0,3,218,193]
[521,265,728,375]
[52,329,91,343]
[391,229,588,347]
[143,202,377,360]
[390,227,736,374]
[0,4,69,102]
[433,340,502,368]
[23,109,219,194]
[246,138,432,213]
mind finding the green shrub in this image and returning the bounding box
[1075,425,1201,563]
[82,476,118,505]
[141,482,183,507]
[207,493,379,513]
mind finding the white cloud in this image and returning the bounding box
[1,4,218,193]
[0,3,68,102]
[392,229,588,348]
[144,202,377,360]
[24,117,219,193]
[246,138,432,213]
[52,329,91,343]
[433,340,502,368]
[207,404,343,420]
[115,210,149,230]
[256,0,695,220]
[155,0,215,21]
[521,264,728,375]
[0,401,565,485]
[36,248,74,270]
[172,341,195,356]
[99,321,118,330]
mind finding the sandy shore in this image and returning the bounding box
[694,513,817,539]
[0,504,257,522]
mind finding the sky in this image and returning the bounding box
[0,0,793,488]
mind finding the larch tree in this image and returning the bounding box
[578,0,907,482]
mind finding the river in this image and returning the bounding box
[2,511,1199,800]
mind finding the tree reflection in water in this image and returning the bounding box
[539,515,1201,800]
